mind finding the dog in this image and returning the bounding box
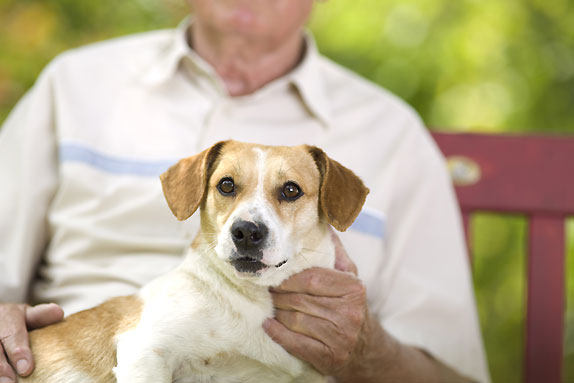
[22,141,369,383]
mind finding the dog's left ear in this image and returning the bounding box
[160,141,228,221]
[307,146,370,232]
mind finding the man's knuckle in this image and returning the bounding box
[10,345,29,357]
[307,274,321,291]
[292,311,306,329]
[352,281,367,297]
[332,347,350,367]
[0,325,25,342]
[348,308,365,327]
[337,305,361,326]
[0,330,16,344]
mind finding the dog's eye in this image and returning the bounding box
[217,177,235,196]
[281,182,303,201]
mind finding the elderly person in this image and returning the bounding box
[0,1,489,382]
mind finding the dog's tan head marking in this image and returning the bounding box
[160,141,368,285]
[306,146,370,232]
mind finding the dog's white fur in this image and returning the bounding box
[22,141,368,383]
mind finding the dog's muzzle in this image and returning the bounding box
[230,220,268,273]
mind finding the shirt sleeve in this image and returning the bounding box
[379,117,490,383]
[0,64,59,303]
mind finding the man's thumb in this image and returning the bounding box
[25,303,64,330]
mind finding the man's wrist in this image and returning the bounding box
[332,311,397,383]
[331,312,474,383]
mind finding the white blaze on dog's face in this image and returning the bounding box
[201,142,327,285]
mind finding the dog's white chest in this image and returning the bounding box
[114,266,322,383]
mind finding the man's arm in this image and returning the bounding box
[0,60,62,381]
[263,233,475,382]
[0,57,60,304]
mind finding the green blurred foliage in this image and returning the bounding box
[310,0,574,134]
[565,219,574,383]
[0,0,187,121]
[0,1,572,382]
[472,214,526,383]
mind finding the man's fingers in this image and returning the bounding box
[0,305,34,378]
[0,302,62,380]
[263,317,332,374]
[0,343,17,382]
[1,326,33,377]
[25,303,64,330]
[272,267,360,297]
[331,230,358,276]
[274,309,349,350]
[271,292,339,320]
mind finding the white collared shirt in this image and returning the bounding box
[0,20,489,382]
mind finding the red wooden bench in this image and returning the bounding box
[431,131,574,383]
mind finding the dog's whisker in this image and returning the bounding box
[194,239,218,249]
[299,253,313,268]
[199,234,220,239]
[194,241,217,247]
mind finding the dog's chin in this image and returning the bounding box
[231,258,288,274]
[228,252,290,282]
[231,257,268,274]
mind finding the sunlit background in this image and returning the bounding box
[0,1,572,382]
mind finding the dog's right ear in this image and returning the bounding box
[160,141,227,221]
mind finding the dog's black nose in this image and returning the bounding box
[231,220,268,250]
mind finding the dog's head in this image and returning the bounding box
[160,141,368,286]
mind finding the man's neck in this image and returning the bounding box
[189,22,305,97]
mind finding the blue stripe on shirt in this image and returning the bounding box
[59,143,385,239]
[349,210,385,238]
[59,144,175,177]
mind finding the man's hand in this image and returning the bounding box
[263,232,368,376]
[264,232,477,383]
[0,303,64,382]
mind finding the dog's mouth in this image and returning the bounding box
[231,257,266,273]
[231,257,288,274]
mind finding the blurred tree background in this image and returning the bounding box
[0,0,572,382]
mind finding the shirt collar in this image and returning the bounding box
[286,33,332,127]
[140,18,214,87]
[140,18,332,126]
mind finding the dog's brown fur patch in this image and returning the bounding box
[22,295,142,383]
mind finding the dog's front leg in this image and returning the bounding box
[113,329,175,383]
